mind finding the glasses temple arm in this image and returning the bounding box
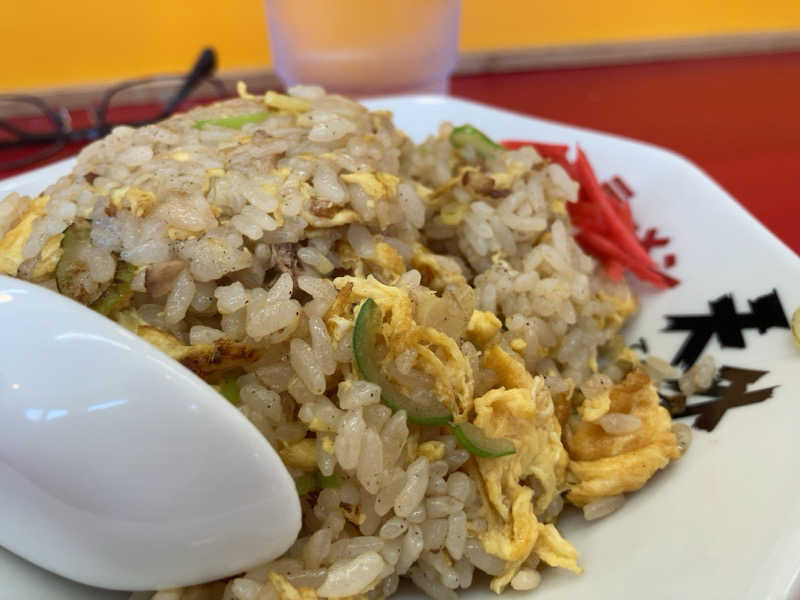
[157,47,218,119]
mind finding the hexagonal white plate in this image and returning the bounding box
[2,95,799,600]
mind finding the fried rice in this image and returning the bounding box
[0,85,687,600]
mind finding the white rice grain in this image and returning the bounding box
[347,223,376,258]
[397,525,424,575]
[672,422,692,455]
[453,558,474,589]
[464,538,505,576]
[363,403,392,430]
[421,550,459,590]
[408,565,458,600]
[241,384,282,422]
[426,496,463,519]
[446,472,471,503]
[379,517,408,540]
[445,512,468,560]
[421,518,448,550]
[289,339,326,395]
[381,410,409,468]
[394,457,430,517]
[164,268,195,324]
[189,325,225,345]
[308,316,336,376]
[266,272,294,302]
[302,528,332,569]
[297,246,334,275]
[357,428,384,494]
[510,568,542,591]
[334,408,366,470]
[583,494,626,521]
[374,468,407,517]
[214,281,247,314]
[317,551,385,598]
[597,412,642,435]
[329,536,384,560]
[338,380,381,409]
[246,299,301,340]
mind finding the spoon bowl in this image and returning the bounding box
[0,275,301,591]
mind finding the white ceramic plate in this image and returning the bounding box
[2,95,799,600]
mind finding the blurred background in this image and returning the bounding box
[2,0,799,92]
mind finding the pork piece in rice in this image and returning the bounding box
[0,86,682,600]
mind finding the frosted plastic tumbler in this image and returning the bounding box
[265,0,461,96]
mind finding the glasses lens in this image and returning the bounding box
[0,98,64,171]
[0,98,62,141]
[103,78,226,127]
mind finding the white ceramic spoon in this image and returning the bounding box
[0,275,301,591]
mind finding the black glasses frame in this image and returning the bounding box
[0,47,227,170]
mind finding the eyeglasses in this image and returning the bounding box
[0,47,228,172]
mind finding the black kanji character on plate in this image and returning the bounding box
[661,366,778,432]
[664,289,789,368]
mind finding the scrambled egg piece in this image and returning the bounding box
[116,311,262,378]
[169,150,191,162]
[428,166,478,205]
[236,80,259,100]
[465,310,502,348]
[566,369,680,506]
[302,208,361,228]
[30,233,64,281]
[109,187,156,217]
[366,241,406,281]
[468,390,579,591]
[324,281,354,325]
[203,168,226,196]
[307,417,331,433]
[550,198,567,216]
[482,344,533,390]
[478,348,568,516]
[264,91,311,113]
[279,438,318,470]
[534,524,581,573]
[166,227,197,241]
[269,573,322,600]
[321,436,335,455]
[410,243,466,291]
[484,342,572,433]
[0,195,50,276]
[332,275,474,420]
[509,338,527,354]
[405,429,420,464]
[468,346,578,592]
[417,440,446,461]
[595,287,637,331]
[328,241,406,289]
[440,201,469,225]
[487,172,515,190]
[415,182,434,205]
[578,387,611,422]
[340,172,399,200]
[142,327,262,377]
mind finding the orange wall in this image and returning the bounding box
[2,0,800,91]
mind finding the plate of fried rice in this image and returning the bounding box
[1,88,799,600]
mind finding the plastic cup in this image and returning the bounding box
[265,0,461,96]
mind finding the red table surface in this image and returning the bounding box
[3,51,799,255]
